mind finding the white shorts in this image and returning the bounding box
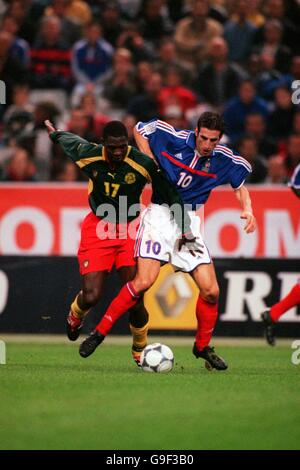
[134,204,211,272]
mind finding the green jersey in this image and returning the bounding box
[51,131,191,234]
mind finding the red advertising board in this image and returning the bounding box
[0,183,299,257]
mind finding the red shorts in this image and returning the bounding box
[78,212,137,275]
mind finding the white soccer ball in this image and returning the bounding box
[140,343,174,373]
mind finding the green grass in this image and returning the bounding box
[0,342,300,450]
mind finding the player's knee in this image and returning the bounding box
[81,287,101,306]
[133,276,155,293]
[201,285,219,304]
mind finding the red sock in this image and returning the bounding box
[195,295,218,351]
[96,282,140,336]
[270,283,300,322]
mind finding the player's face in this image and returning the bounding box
[104,136,128,163]
[195,127,221,157]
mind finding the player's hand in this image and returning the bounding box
[240,211,256,233]
[44,120,56,135]
[178,234,204,257]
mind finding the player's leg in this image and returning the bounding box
[191,263,227,370]
[118,265,149,366]
[79,258,161,358]
[93,257,160,338]
[79,205,167,357]
[87,204,165,338]
[67,271,107,341]
[261,280,300,346]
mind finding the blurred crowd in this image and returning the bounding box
[0,0,299,184]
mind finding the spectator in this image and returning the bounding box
[262,0,299,54]
[174,0,223,70]
[123,114,138,145]
[43,0,82,46]
[0,31,28,115]
[2,147,36,182]
[53,159,80,182]
[223,80,269,142]
[44,0,92,27]
[30,16,72,89]
[1,14,30,66]
[102,48,136,111]
[256,53,291,101]
[154,38,193,82]
[268,86,298,139]
[244,113,278,158]
[245,0,265,28]
[117,23,155,63]
[117,0,142,21]
[163,104,188,129]
[224,0,257,64]
[237,136,267,183]
[284,134,300,176]
[138,0,173,46]
[135,61,155,93]
[265,154,288,184]
[252,20,292,73]
[127,72,162,121]
[79,92,110,140]
[3,84,33,123]
[71,22,113,90]
[157,66,198,117]
[196,36,246,108]
[292,112,300,136]
[100,2,126,48]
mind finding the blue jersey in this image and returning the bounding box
[136,119,252,209]
[289,164,300,189]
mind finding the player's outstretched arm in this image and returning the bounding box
[44,120,98,161]
[133,126,156,160]
[234,185,256,233]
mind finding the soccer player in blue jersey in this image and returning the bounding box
[80,112,257,370]
[261,163,300,345]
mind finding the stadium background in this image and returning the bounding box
[0,0,299,337]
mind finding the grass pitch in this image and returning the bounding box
[0,339,299,450]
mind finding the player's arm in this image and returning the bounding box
[45,119,98,162]
[133,122,156,160]
[234,185,256,233]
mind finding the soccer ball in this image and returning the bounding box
[140,343,174,373]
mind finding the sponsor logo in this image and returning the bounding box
[125,172,136,184]
[201,158,211,172]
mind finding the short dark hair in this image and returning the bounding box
[197,112,225,136]
[103,121,128,141]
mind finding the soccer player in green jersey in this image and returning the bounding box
[45,119,193,364]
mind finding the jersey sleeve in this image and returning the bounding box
[147,159,192,235]
[229,152,252,189]
[135,119,158,140]
[50,131,101,164]
[288,164,300,189]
